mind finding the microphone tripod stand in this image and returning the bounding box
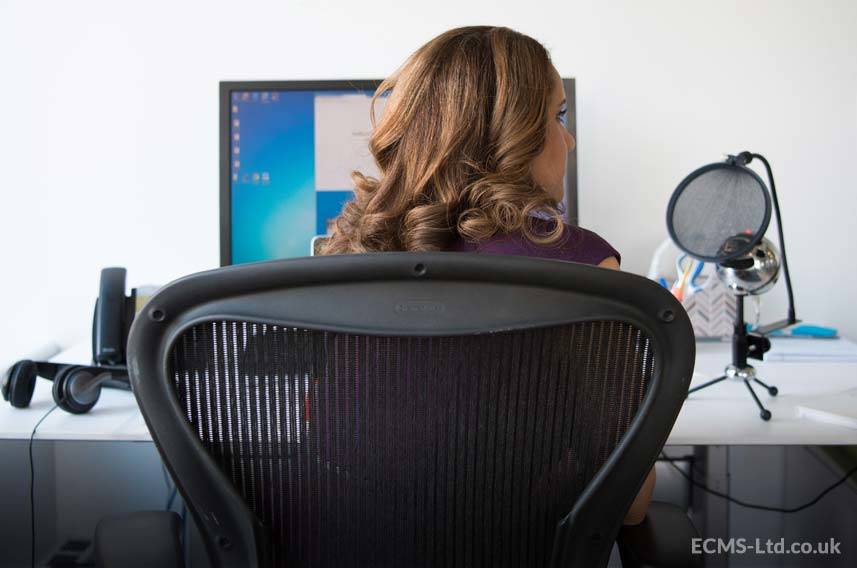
[687,294,779,421]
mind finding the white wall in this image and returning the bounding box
[1,0,856,361]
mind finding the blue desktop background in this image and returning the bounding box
[230,90,366,264]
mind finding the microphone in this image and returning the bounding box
[667,150,797,421]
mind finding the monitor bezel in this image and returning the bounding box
[219,79,577,266]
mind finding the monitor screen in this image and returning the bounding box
[220,79,577,266]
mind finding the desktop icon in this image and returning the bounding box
[233,119,240,128]
[232,173,238,182]
[271,92,279,101]
[233,133,240,141]
[261,92,269,101]
[252,172,260,184]
[232,105,238,113]
[234,160,240,169]
[261,172,270,183]
[233,146,240,155]
[241,92,250,101]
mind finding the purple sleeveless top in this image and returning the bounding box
[448,217,620,266]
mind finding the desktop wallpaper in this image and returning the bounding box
[230,89,376,264]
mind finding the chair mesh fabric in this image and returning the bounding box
[169,320,655,568]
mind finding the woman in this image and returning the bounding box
[322,25,653,525]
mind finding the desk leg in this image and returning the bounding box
[691,445,730,568]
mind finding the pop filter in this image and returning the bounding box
[666,161,771,263]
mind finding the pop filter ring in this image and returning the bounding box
[666,161,772,264]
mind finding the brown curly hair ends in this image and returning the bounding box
[320,26,566,255]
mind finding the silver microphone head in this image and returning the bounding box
[716,236,780,296]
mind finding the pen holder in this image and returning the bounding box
[677,276,737,339]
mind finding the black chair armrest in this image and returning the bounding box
[616,501,704,568]
[95,511,185,568]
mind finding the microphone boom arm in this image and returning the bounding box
[733,151,798,330]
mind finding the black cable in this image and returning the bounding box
[29,404,58,568]
[661,451,857,513]
[751,152,796,324]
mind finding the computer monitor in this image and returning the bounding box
[220,79,578,266]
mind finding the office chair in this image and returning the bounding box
[96,252,700,568]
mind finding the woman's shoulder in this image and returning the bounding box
[450,217,621,266]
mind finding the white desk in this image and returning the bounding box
[673,339,857,445]
[3,339,857,445]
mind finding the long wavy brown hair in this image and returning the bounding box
[321,26,566,254]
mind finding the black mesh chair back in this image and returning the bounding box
[128,253,694,568]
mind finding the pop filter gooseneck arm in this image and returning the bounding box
[735,151,797,328]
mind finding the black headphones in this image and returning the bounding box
[1,268,137,414]
[3,360,130,414]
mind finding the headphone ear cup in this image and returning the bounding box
[8,360,38,408]
[52,366,74,411]
[53,366,101,414]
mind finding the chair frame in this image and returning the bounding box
[127,252,694,568]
